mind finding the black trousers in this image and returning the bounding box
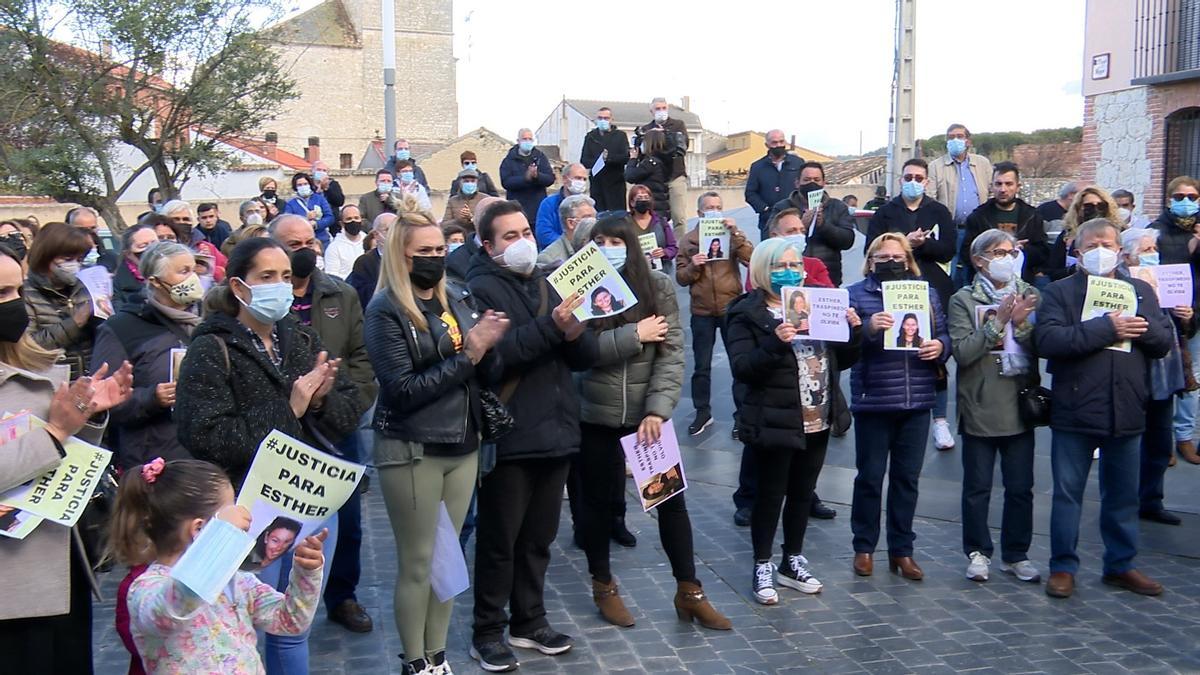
[590,172,627,213]
[960,431,1035,562]
[750,431,830,561]
[472,456,571,642]
[1139,397,1175,514]
[579,423,697,584]
[0,542,93,675]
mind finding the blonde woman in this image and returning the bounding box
[363,210,509,675]
[1047,186,1121,280]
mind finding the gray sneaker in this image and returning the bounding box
[1002,559,1041,583]
[966,551,990,582]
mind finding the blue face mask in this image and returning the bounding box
[901,180,925,200]
[399,171,415,184]
[596,119,611,131]
[518,140,535,153]
[296,185,312,198]
[236,279,293,324]
[769,269,804,295]
[1138,252,1161,267]
[460,181,478,195]
[463,162,477,171]
[784,234,807,254]
[313,170,328,182]
[1170,197,1199,218]
[395,149,410,161]
[601,245,627,271]
[448,242,463,253]
[946,137,967,158]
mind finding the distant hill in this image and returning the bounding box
[862,127,1082,161]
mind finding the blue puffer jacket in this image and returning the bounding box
[847,274,951,413]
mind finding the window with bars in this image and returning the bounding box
[1165,108,1200,187]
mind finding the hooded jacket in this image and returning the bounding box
[726,288,861,449]
[846,273,951,413]
[174,311,363,486]
[579,271,684,428]
[467,253,598,461]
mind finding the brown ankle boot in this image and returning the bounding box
[674,581,732,631]
[1177,441,1200,465]
[592,579,634,627]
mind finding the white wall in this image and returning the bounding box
[110,133,286,204]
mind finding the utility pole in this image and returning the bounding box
[886,0,916,195]
[382,0,397,157]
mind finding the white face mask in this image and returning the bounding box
[1081,246,1119,276]
[986,255,1016,283]
[494,237,537,275]
[653,109,669,123]
[567,178,588,195]
[703,210,722,219]
[245,212,263,226]
[1117,207,1132,224]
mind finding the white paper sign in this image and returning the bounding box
[619,423,687,512]
[783,286,850,342]
[77,265,114,319]
[1138,263,1193,309]
[429,501,470,602]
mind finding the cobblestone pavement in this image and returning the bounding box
[92,210,1200,673]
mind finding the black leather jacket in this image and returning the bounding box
[364,282,502,444]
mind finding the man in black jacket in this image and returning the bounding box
[1034,218,1173,600]
[580,107,630,212]
[769,162,857,286]
[959,162,1050,287]
[746,129,803,237]
[465,201,597,672]
[636,98,690,238]
[382,138,429,189]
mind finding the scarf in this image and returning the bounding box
[974,275,1032,376]
[146,294,201,335]
[124,257,144,283]
[1171,213,1198,233]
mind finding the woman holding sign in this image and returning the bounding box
[847,232,950,581]
[948,229,1042,583]
[726,238,862,605]
[174,236,362,675]
[0,244,134,673]
[364,210,509,675]
[576,214,731,631]
[625,184,677,266]
[91,242,203,471]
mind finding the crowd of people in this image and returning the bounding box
[0,100,1198,675]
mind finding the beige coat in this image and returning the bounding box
[0,362,104,620]
[927,152,993,218]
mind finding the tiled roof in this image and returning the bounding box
[824,156,888,184]
[212,133,311,171]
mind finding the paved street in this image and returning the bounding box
[93,207,1200,673]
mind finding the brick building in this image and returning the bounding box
[263,0,458,169]
[1081,0,1200,218]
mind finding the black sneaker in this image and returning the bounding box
[810,499,836,520]
[509,626,574,655]
[731,426,740,441]
[776,553,823,594]
[404,657,431,675]
[688,410,713,436]
[470,640,518,672]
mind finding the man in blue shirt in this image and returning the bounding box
[928,123,992,292]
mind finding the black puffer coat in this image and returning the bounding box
[726,289,861,450]
[624,155,670,217]
[174,311,363,486]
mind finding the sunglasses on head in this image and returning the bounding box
[1172,193,1199,203]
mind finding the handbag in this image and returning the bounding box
[479,388,514,441]
[1018,385,1052,427]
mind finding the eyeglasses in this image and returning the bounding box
[769,262,804,272]
[981,248,1020,260]
[1171,193,1199,202]
[901,174,925,183]
[871,254,907,263]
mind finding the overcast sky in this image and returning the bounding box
[292,0,1085,155]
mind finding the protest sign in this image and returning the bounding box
[783,286,850,342]
[0,417,112,527]
[882,280,931,351]
[974,305,1021,355]
[236,430,365,570]
[1137,263,1193,309]
[1081,275,1137,352]
[698,218,729,261]
[170,518,255,604]
[429,501,470,602]
[169,348,186,384]
[620,423,687,512]
[638,233,662,271]
[548,241,638,322]
[77,266,114,320]
[0,505,42,540]
[806,188,825,210]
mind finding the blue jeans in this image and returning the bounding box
[951,227,969,289]
[933,387,948,420]
[1172,332,1200,441]
[324,432,363,610]
[1049,431,1140,575]
[257,514,339,675]
[961,431,1035,562]
[690,314,728,415]
[851,410,929,557]
[1139,398,1175,514]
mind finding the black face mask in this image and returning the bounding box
[262,190,277,202]
[633,201,652,214]
[291,247,318,279]
[0,297,29,343]
[343,220,363,236]
[409,255,446,290]
[799,181,821,195]
[873,260,909,281]
[768,146,787,159]
[0,233,27,260]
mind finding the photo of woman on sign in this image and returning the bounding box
[894,312,924,349]
[787,290,811,335]
[590,285,625,316]
[707,238,725,260]
[242,516,302,570]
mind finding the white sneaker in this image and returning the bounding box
[777,553,823,594]
[933,419,955,450]
[966,551,990,582]
[753,561,779,604]
[1002,559,1041,583]
[1092,448,1100,459]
